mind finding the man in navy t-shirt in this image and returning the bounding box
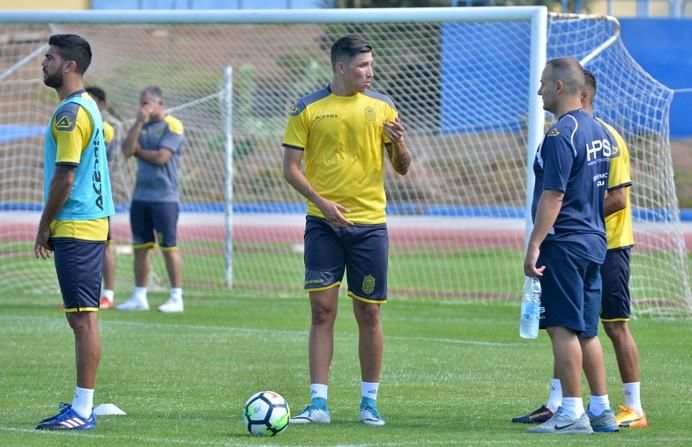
[523,58,616,435]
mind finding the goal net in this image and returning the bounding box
[0,8,689,317]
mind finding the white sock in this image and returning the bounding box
[560,397,584,420]
[310,383,328,401]
[133,287,147,302]
[623,382,643,414]
[588,394,610,416]
[361,381,379,401]
[71,386,94,419]
[102,289,114,301]
[546,378,562,413]
[132,287,147,302]
[170,288,183,302]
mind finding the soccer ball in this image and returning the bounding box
[242,391,290,436]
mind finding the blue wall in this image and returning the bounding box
[91,0,320,9]
[440,22,531,134]
[620,19,692,139]
[440,18,692,139]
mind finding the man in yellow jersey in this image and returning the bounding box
[586,71,646,428]
[35,34,114,430]
[283,34,412,426]
[86,86,117,309]
[513,70,645,430]
[117,86,185,313]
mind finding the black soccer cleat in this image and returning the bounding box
[512,405,554,424]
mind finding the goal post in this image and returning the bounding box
[0,7,689,317]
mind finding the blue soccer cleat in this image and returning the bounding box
[360,397,385,426]
[36,403,96,431]
[291,398,331,424]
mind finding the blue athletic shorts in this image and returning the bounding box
[50,238,105,312]
[537,240,602,337]
[130,200,179,249]
[304,216,388,303]
[600,248,632,322]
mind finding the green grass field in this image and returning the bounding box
[1,286,692,446]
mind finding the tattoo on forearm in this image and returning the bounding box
[387,143,411,174]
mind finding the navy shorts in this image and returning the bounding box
[51,238,105,312]
[537,240,602,337]
[600,248,632,322]
[304,216,388,303]
[130,200,179,249]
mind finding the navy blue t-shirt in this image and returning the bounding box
[531,109,611,263]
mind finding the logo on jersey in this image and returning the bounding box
[364,106,376,124]
[55,114,75,131]
[91,128,104,210]
[547,128,560,137]
[362,275,376,295]
[586,138,613,161]
[315,113,338,121]
[288,102,302,116]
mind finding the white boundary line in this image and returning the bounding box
[0,315,519,348]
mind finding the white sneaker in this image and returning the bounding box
[290,405,331,424]
[158,298,183,313]
[116,296,149,311]
[360,399,385,426]
[528,408,593,434]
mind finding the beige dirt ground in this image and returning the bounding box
[671,139,692,209]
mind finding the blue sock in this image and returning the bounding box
[311,397,328,410]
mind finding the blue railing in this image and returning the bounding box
[2,202,690,223]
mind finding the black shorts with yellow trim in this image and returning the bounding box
[304,216,388,303]
[600,247,632,322]
[50,237,105,312]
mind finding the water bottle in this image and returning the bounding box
[519,276,541,339]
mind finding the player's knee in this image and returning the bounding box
[66,312,98,333]
[311,303,336,326]
[603,321,627,340]
[355,302,381,328]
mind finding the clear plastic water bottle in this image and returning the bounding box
[519,276,541,339]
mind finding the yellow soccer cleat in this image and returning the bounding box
[615,405,648,428]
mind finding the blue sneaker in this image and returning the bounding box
[36,403,96,430]
[360,397,385,426]
[291,398,330,424]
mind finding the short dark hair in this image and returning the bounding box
[48,34,92,74]
[85,86,106,103]
[546,57,585,95]
[583,70,597,95]
[330,34,372,69]
[141,86,163,102]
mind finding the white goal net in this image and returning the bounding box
[0,8,689,317]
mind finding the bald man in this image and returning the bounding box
[522,58,617,435]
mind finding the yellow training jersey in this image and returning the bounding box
[282,85,398,224]
[598,118,634,250]
[49,91,109,241]
[103,120,114,145]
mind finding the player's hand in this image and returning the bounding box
[318,199,352,227]
[523,245,545,277]
[136,103,153,123]
[34,225,52,260]
[383,117,404,143]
